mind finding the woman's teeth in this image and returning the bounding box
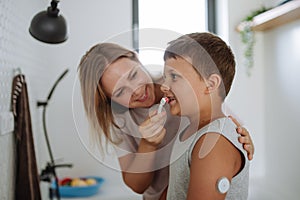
[139,94,147,101]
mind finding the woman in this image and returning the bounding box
[78,43,254,200]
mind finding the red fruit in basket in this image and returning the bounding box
[59,177,72,186]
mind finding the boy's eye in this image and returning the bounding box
[170,73,178,80]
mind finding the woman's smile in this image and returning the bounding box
[134,87,149,102]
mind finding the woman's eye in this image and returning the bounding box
[115,89,124,97]
[130,71,138,80]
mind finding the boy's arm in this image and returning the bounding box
[186,133,242,200]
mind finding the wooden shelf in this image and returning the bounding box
[236,0,300,32]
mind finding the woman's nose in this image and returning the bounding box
[131,75,148,96]
[132,85,144,97]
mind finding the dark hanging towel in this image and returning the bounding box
[11,74,42,200]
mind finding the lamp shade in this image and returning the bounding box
[29,4,67,44]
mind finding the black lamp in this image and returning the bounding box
[29,0,68,44]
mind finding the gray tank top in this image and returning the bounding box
[167,117,249,200]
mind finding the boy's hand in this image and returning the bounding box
[229,116,255,160]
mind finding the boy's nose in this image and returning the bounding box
[160,82,170,93]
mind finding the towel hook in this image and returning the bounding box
[13,67,22,76]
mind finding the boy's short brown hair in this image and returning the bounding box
[164,32,236,99]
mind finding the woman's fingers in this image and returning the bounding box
[238,134,250,144]
[229,116,255,160]
[147,127,166,142]
[237,126,249,137]
[142,126,166,146]
[148,110,157,118]
[154,128,166,143]
[239,133,254,160]
[141,111,166,126]
[140,114,166,135]
[139,111,167,146]
[229,115,241,127]
[244,144,254,160]
[150,111,166,123]
[141,122,164,137]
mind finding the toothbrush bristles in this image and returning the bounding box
[164,97,169,103]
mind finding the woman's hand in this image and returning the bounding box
[139,111,167,147]
[229,116,255,160]
[119,111,167,193]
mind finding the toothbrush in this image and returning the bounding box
[157,97,169,114]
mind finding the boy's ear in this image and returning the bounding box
[205,74,222,94]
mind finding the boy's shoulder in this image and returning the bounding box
[188,117,246,170]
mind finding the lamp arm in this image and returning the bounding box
[41,104,61,200]
[37,68,69,200]
[47,69,69,101]
[42,104,54,164]
[37,68,69,164]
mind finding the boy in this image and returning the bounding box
[161,32,249,199]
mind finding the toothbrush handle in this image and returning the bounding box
[157,105,163,114]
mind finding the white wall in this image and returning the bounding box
[0,0,141,199]
[219,0,300,199]
[263,19,300,199]
[0,0,63,199]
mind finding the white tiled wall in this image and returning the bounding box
[0,0,60,199]
[0,67,15,200]
[0,0,139,199]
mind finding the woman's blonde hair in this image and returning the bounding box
[78,43,140,149]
